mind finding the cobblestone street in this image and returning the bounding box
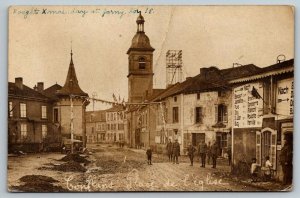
[8,144,289,192]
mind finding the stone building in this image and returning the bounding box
[230,59,294,181]
[8,78,59,152]
[126,12,163,148]
[8,50,89,152]
[85,110,107,143]
[106,105,127,144]
[56,50,89,145]
[152,65,261,155]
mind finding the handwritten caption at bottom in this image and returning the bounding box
[64,169,229,191]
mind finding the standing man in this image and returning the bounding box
[187,142,196,166]
[172,139,180,164]
[207,141,212,165]
[280,135,293,185]
[198,140,208,168]
[166,139,173,162]
[211,141,218,168]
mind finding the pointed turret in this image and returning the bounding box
[57,50,88,97]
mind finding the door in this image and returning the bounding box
[192,133,205,146]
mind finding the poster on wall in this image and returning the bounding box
[276,78,294,116]
[233,82,264,128]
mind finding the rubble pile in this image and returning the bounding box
[12,175,66,192]
[53,161,87,172]
[60,153,90,164]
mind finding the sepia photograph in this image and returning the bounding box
[7,5,294,192]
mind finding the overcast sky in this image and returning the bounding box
[8,6,294,110]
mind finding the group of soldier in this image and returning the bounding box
[166,139,219,168]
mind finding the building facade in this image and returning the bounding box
[230,59,294,181]
[8,50,89,152]
[106,105,127,143]
[86,110,107,143]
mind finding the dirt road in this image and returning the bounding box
[7,144,278,192]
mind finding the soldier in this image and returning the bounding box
[198,140,208,168]
[211,141,218,168]
[187,142,196,166]
[280,135,293,185]
[207,141,212,165]
[146,146,153,165]
[166,139,173,162]
[172,139,180,164]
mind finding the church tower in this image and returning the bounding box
[127,12,155,103]
[56,50,89,145]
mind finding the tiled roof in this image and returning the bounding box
[43,83,62,100]
[57,51,88,97]
[8,82,49,101]
[152,64,262,101]
[229,59,294,83]
[86,110,106,122]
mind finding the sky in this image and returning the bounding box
[8,5,294,111]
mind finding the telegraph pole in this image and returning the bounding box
[70,95,74,154]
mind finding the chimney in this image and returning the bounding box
[37,82,44,92]
[200,68,208,75]
[15,77,23,90]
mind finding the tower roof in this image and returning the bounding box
[57,50,88,97]
[127,13,154,54]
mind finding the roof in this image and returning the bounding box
[229,59,294,84]
[8,82,49,101]
[86,110,106,122]
[152,64,262,101]
[127,13,154,54]
[106,105,126,112]
[43,83,62,100]
[57,51,88,97]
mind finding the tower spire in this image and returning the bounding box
[136,11,145,32]
[70,40,73,65]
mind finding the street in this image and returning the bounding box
[7,144,285,192]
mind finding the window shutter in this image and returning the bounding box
[215,105,218,123]
[271,132,277,170]
[256,131,261,166]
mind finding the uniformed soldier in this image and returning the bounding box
[280,135,293,185]
[211,141,218,168]
[172,139,180,164]
[166,139,173,162]
[198,140,208,168]
[187,142,196,166]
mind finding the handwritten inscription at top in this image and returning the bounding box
[12,7,155,19]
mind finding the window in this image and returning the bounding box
[53,108,58,122]
[174,96,177,102]
[195,107,203,124]
[41,105,47,119]
[20,124,27,141]
[172,107,179,123]
[197,93,200,100]
[20,103,27,118]
[118,124,124,130]
[221,133,228,148]
[138,57,146,69]
[9,101,13,117]
[91,127,94,134]
[217,104,228,122]
[42,125,47,139]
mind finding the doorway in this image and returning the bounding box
[192,133,205,147]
